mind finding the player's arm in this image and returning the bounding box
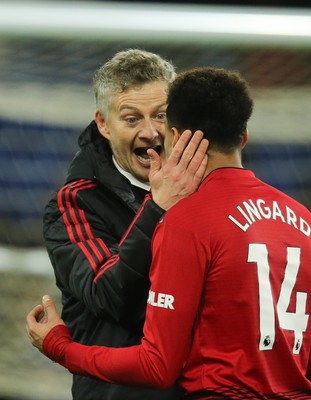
[44,188,164,323]
[27,217,206,388]
[307,355,311,381]
[44,131,208,322]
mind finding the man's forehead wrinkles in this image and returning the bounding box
[119,102,167,113]
[116,85,168,108]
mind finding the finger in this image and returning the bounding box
[186,138,209,175]
[147,148,161,177]
[178,130,206,168]
[26,305,42,342]
[25,324,30,338]
[25,324,35,344]
[166,130,193,166]
[26,304,44,325]
[42,294,54,308]
[42,295,58,319]
[193,153,208,185]
[42,295,66,327]
[37,309,46,323]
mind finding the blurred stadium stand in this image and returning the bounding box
[1,35,310,247]
[0,1,310,399]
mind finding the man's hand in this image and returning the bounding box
[26,295,65,353]
[148,130,208,210]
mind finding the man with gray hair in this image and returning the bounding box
[42,49,207,399]
[28,65,311,400]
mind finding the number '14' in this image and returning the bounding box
[247,243,309,354]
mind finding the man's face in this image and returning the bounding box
[97,81,168,183]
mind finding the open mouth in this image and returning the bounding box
[134,145,162,160]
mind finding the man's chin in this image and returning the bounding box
[136,175,150,184]
[132,160,151,182]
[133,169,150,184]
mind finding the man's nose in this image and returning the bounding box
[139,120,160,140]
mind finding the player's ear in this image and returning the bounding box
[171,127,181,147]
[241,129,248,149]
[95,109,110,140]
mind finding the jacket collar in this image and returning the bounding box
[66,121,147,212]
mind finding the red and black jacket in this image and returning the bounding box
[43,121,181,400]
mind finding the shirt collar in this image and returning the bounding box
[112,156,150,191]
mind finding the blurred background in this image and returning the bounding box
[0,1,310,399]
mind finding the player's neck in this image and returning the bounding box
[202,149,243,180]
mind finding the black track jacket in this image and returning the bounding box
[43,121,181,400]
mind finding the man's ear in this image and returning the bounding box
[95,110,110,140]
[241,129,248,149]
[171,127,181,147]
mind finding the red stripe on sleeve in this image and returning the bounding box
[97,238,111,257]
[119,194,151,246]
[77,242,98,272]
[94,255,120,282]
[57,179,110,273]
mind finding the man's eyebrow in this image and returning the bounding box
[119,106,138,112]
[155,102,168,110]
[119,103,168,113]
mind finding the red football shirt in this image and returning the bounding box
[44,168,311,399]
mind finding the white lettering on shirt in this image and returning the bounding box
[147,290,175,309]
[228,199,310,237]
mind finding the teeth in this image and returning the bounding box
[138,153,150,160]
[135,148,149,159]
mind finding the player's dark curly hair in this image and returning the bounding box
[167,67,254,153]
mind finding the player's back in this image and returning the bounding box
[178,167,311,399]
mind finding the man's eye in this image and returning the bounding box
[125,117,138,124]
[155,113,166,121]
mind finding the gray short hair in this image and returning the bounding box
[93,49,176,117]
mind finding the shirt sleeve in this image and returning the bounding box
[43,179,165,322]
[43,217,207,389]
